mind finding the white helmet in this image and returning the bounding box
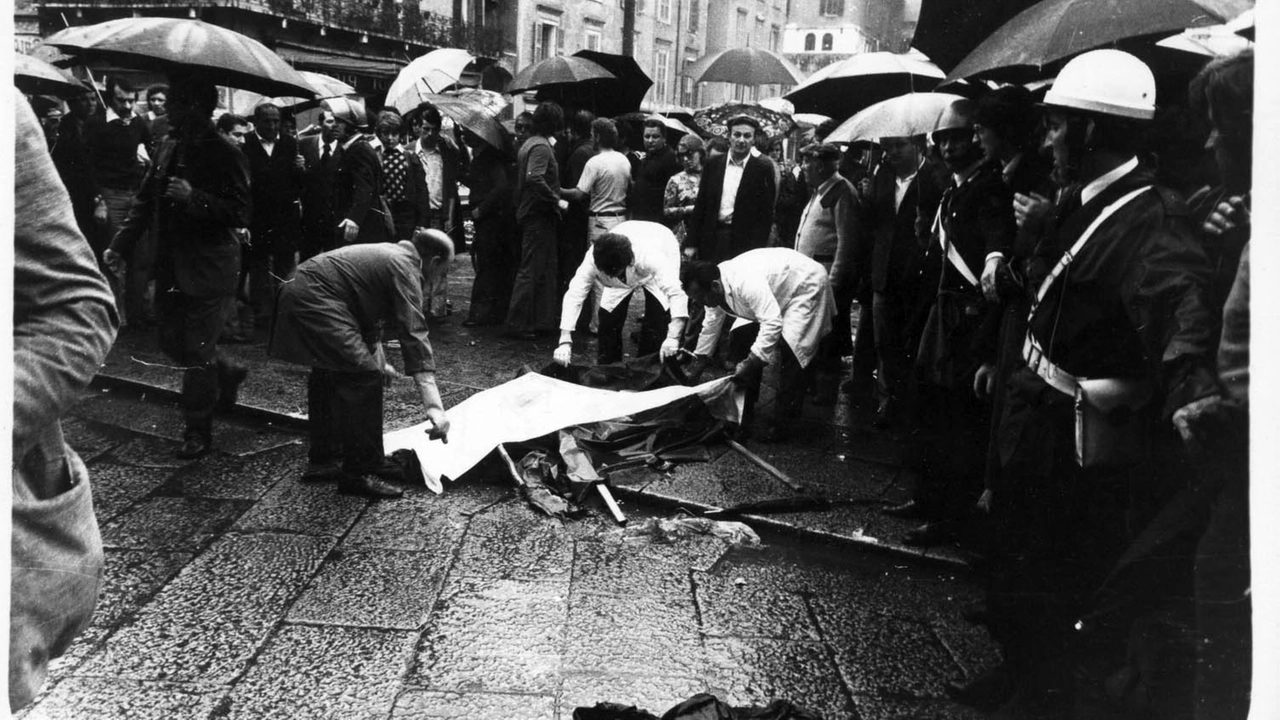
[1043,49,1156,120]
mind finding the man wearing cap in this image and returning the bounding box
[687,114,776,263]
[793,142,858,395]
[971,50,1220,717]
[553,220,688,366]
[332,99,392,245]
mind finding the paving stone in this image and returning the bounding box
[100,496,251,552]
[814,608,960,698]
[391,689,557,720]
[933,618,1004,681]
[642,452,797,511]
[563,593,704,677]
[571,537,701,599]
[216,427,305,458]
[225,625,415,719]
[102,434,190,469]
[288,548,453,629]
[85,461,174,523]
[452,501,574,582]
[694,560,820,641]
[232,476,367,536]
[560,673,709,716]
[158,443,300,499]
[344,481,508,551]
[21,679,228,720]
[73,391,185,440]
[703,637,855,719]
[411,578,568,694]
[813,564,984,625]
[77,533,333,684]
[852,695,988,720]
[61,416,127,460]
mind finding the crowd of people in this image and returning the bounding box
[21,42,1254,717]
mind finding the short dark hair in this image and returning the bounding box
[106,76,136,96]
[532,101,564,137]
[216,113,248,134]
[415,102,442,128]
[170,73,219,117]
[253,103,281,121]
[974,85,1039,151]
[593,233,635,275]
[1189,49,1252,165]
[376,110,402,134]
[146,83,168,100]
[706,137,729,154]
[591,117,619,150]
[680,260,721,291]
[569,109,595,138]
[643,117,666,132]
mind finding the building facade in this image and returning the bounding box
[783,0,913,77]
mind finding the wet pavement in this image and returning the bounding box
[20,255,1004,719]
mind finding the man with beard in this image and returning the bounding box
[104,73,251,459]
[299,107,343,261]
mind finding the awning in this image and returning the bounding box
[275,45,401,78]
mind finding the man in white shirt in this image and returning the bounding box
[553,220,687,366]
[682,248,835,441]
[687,115,776,263]
[562,117,632,242]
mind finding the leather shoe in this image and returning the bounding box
[338,474,404,499]
[217,362,249,412]
[881,499,932,520]
[301,461,343,483]
[175,435,212,459]
[901,520,959,547]
[947,664,1015,711]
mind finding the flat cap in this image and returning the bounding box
[800,142,841,160]
[725,114,763,132]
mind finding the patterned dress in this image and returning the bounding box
[663,170,702,248]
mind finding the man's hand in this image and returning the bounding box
[976,488,993,514]
[857,177,872,199]
[93,198,108,225]
[163,178,193,203]
[659,338,680,361]
[1203,196,1250,237]
[339,219,359,243]
[103,248,124,275]
[1013,192,1051,231]
[381,360,401,388]
[732,354,767,386]
[980,256,1005,303]
[972,363,998,398]
[294,155,306,171]
[553,342,572,367]
[424,407,450,443]
[683,246,698,260]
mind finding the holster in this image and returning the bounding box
[1074,377,1153,470]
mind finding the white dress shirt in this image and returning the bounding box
[560,221,689,331]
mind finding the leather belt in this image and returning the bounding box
[590,210,627,217]
[1022,334,1078,396]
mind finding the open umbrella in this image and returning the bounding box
[784,51,945,120]
[227,71,357,115]
[912,0,1042,72]
[570,50,653,116]
[684,47,804,87]
[693,102,795,140]
[14,52,89,98]
[825,92,968,144]
[423,89,511,154]
[386,48,475,114]
[615,112,698,145]
[946,0,1253,82]
[508,55,615,93]
[46,17,314,98]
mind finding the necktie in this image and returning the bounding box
[321,141,331,163]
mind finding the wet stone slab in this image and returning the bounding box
[852,695,988,720]
[560,673,709,717]
[100,496,252,552]
[693,560,821,641]
[225,625,415,719]
[73,390,186,440]
[61,415,128,460]
[571,537,703,599]
[411,577,568,694]
[215,426,305,458]
[703,637,855,719]
[343,481,508,551]
[563,593,704,677]
[642,451,799,511]
[932,618,1004,682]
[390,689,557,720]
[85,461,175,524]
[813,608,960,698]
[21,679,228,720]
[77,533,333,684]
[452,501,575,582]
[231,476,367,537]
[157,443,301,500]
[287,548,453,629]
[101,434,191,469]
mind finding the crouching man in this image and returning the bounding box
[268,229,453,498]
[682,248,835,442]
[553,220,689,366]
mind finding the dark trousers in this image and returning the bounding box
[846,300,877,399]
[872,289,916,406]
[467,219,516,324]
[729,324,808,424]
[248,240,297,320]
[307,368,384,476]
[506,212,559,333]
[1194,456,1251,720]
[597,289,668,364]
[155,283,233,441]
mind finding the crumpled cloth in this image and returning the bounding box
[621,516,762,550]
[574,693,823,719]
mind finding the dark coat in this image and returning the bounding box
[299,134,343,255]
[50,116,99,246]
[926,160,1016,294]
[336,136,391,244]
[86,112,151,192]
[244,133,303,253]
[111,124,250,299]
[628,144,681,223]
[865,162,930,294]
[688,152,777,261]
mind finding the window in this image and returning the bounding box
[681,55,697,106]
[654,44,671,102]
[770,25,780,52]
[736,9,748,45]
[534,18,559,61]
[804,33,815,51]
[585,27,602,51]
[658,0,671,23]
[821,33,833,52]
[689,0,699,32]
[820,0,844,16]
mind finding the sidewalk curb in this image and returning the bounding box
[91,371,971,571]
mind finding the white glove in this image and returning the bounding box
[659,338,680,361]
[553,343,572,367]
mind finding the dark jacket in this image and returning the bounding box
[515,135,560,221]
[243,133,303,252]
[336,135,391,244]
[865,162,931,294]
[465,145,516,228]
[86,112,151,192]
[926,160,1016,294]
[299,134,343,253]
[688,152,777,261]
[50,116,99,242]
[111,123,250,299]
[628,144,681,223]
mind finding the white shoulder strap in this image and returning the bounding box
[934,192,980,287]
[1033,185,1152,308]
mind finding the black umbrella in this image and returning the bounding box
[912,0,1041,73]
[571,50,653,116]
[14,52,90,98]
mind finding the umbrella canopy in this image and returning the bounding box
[912,0,1042,72]
[946,0,1253,82]
[46,18,315,99]
[615,112,699,145]
[784,51,945,120]
[424,89,512,154]
[693,102,795,140]
[684,47,804,87]
[386,48,475,114]
[508,55,615,93]
[227,71,357,115]
[825,92,968,144]
[571,50,653,116]
[14,52,89,98]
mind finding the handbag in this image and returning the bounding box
[1074,377,1153,470]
